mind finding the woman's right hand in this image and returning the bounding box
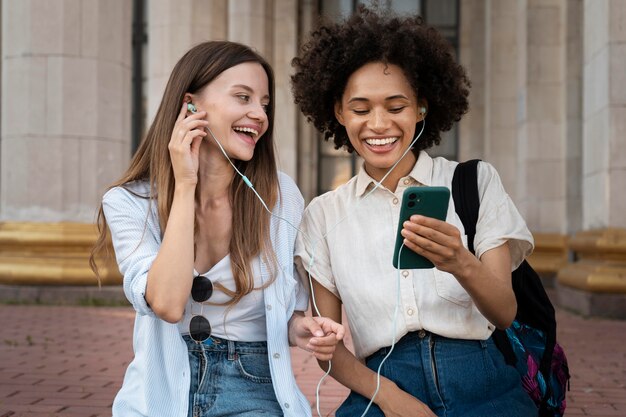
[168,101,209,186]
[378,381,437,417]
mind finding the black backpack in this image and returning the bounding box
[452,159,570,417]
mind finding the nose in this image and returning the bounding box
[368,109,391,132]
[247,102,268,124]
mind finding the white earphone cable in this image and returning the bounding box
[197,108,426,417]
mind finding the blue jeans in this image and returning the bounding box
[336,331,537,417]
[184,335,283,417]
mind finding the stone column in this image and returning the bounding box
[297,0,321,202]
[483,0,528,205]
[459,0,487,161]
[557,0,626,318]
[523,0,570,280]
[147,0,228,123]
[0,0,131,289]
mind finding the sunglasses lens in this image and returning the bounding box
[190,315,211,342]
[191,275,213,302]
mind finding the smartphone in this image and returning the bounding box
[392,186,450,269]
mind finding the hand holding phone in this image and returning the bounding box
[392,186,450,269]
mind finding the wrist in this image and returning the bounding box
[373,377,397,408]
[455,248,481,283]
[174,182,196,197]
[287,313,303,347]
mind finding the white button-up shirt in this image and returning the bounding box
[104,172,311,417]
[295,152,533,359]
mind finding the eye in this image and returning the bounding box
[236,94,250,102]
[261,103,270,113]
[389,107,406,113]
[352,109,369,115]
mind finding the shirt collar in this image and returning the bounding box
[355,150,434,197]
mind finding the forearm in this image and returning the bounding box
[319,342,397,409]
[454,245,516,329]
[146,184,196,322]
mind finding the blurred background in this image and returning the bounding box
[0,0,625,319]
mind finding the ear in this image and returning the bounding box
[417,98,428,122]
[334,101,346,126]
[183,93,194,105]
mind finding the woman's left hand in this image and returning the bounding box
[400,215,476,277]
[288,314,345,361]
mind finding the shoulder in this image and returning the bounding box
[102,180,153,216]
[277,171,304,209]
[103,180,151,203]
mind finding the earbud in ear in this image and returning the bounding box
[187,103,197,113]
[420,106,427,115]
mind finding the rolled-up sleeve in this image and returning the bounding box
[102,186,160,317]
[474,162,534,270]
[294,198,339,299]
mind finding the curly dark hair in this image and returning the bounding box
[291,6,470,154]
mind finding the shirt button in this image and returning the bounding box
[403,179,411,185]
[392,198,399,205]
[284,403,290,409]
[273,353,280,359]
[266,304,272,310]
[402,270,409,277]
[407,308,414,316]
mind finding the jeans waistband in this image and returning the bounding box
[182,334,268,354]
[368,330,490,361]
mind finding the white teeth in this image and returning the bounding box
[233,127,259,137]
[365,137,399,146]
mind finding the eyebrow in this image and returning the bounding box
[232,84,270,100]
[347,94,410,103]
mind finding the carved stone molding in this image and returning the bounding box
[0,222,121,286]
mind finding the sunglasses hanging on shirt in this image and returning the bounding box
[189,275,214,342]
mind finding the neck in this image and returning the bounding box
[365,152,417,193]
[195,146,235,209]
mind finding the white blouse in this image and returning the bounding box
[295,151,534,359]
[178,255,268,342]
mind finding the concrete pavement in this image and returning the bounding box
[0,304,624,416]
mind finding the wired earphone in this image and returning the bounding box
[188,101,427,417]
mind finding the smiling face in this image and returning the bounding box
[335,62,426,184]
[190,62,270,162]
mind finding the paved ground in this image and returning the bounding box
[0,304,624,417]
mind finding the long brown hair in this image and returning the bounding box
[90,41,279,305]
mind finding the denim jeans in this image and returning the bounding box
[336,331,537,417]
[184,335,283,417]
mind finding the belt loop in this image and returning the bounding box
[227,340,236,360]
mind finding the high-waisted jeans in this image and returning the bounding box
[184,335,283,417]
[336,330,537,417]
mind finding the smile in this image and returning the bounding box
[364,137,399,146]
[233,126,259,138]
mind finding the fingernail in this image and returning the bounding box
[314,330,324,337]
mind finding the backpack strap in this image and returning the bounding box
[452,160,517,367]
[451,160,480,253]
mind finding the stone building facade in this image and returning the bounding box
[1,0,625,316]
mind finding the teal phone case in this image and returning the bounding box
[392,186,450,269]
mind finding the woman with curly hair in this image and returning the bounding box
[292,7,537,417]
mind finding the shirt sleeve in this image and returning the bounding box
[277,172,309,312]
[473,161,534,270]
[102,186,160,317]
[294,197,340,299]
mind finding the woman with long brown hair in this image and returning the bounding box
[90,41,344,417]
